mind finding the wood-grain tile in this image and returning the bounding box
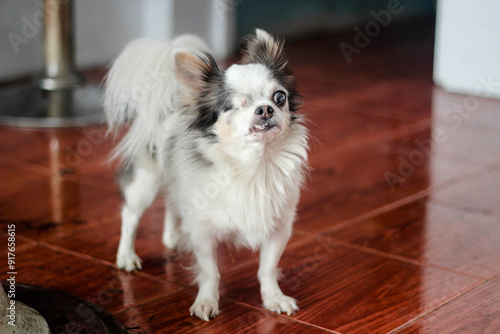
[0,163,121,240]
[44,202,307,287]
[298,78,433,122]
[295,61,434,99]
[296,130,486,233]
[0,245,181,313]
[289,22,435,94]
[304,104,415,147]
[0,125,120,187]
[1,19,497,333]
[395,281,500,334]
[329,200,500,278]
[430,169,500,218]
[0,232,36,251]
[42,203,242,287]
[430,127,500,167]
[431,87,500,134]
[116,289,335,334]
[219,237,481,334]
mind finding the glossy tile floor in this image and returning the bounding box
[1,21,500,333]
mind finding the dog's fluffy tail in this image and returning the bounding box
[104,35,210,163]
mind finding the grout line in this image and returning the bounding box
[37,241,123,268]
[40,220,118,245]
[37,241,196,289]
[303,162,495,238]
[0,156,51,175]
[314,188,430,235]
[113,287,195,317]
[435,121,500,136]
[0,239,38,255]
[311,120,432,163]
[429,151,500,170]
[221,295,342,334]
[293,229,317,239]
[325,238,486,280]
[0,232,39,252]
[292,167,498,277]
[430,198,500,220]
[14,241,38,253]
[114,288,342,333]
[0,156,118,192]
[389,278,493,334]
[5,241,197,316]
[220,233,314,276]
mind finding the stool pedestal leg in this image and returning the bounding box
[0,0,105,128]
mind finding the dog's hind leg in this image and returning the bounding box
[162,199,180,250]
[116,160,161,271]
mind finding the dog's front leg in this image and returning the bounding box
[190,236,220,321]
[258,227,298,315]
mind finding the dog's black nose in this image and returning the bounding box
[255,105,274,119]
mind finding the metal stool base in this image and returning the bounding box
[0,83,105,128]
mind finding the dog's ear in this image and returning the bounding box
[241,29,300,113]
[240,29,288,71]
[174,50,221,103]
[175,50,225,132]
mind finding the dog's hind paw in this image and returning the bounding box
[116,251,142,271]
[263,294,299,316]
[189,299,219,321]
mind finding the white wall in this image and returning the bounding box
[434,0,500,99]
[0,0,235,81]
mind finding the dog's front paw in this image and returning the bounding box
[116,250,142,271]
[189,299,219,321]
[263,294,299,316]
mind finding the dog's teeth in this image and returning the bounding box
[253,123,270,132]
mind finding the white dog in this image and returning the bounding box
[104,29,308,321]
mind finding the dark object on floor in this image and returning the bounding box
[1,282,128,334]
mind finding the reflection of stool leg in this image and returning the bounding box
[0,0,105,127]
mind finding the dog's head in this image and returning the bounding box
[175,29,300,146]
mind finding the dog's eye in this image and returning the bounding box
[274,91,287,107]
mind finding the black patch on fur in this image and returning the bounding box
[190,104,219,132]
[187,52,234,135]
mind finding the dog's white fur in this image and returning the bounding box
[104,30,308,321]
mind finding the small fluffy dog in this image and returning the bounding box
[104,29,308,321]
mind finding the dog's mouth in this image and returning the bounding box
[251,122,277,134]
